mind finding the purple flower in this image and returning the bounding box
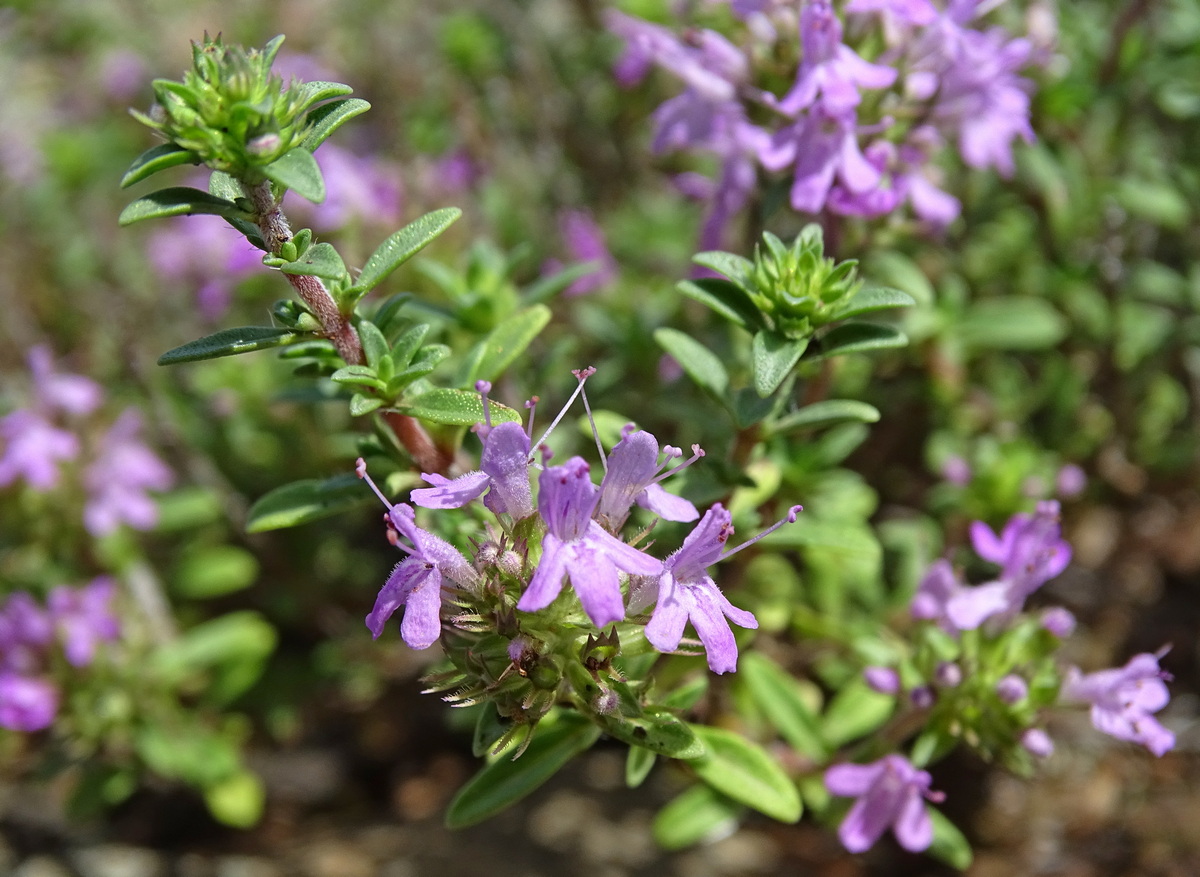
[847,0,938,27]
[302,143,403,231]
[517,457,662,628]
[995,674,1028,704]
[0,409,80,491]
[412,421,535,520]
[1056,463,1087,498]
[366,502,481,650]
[940,454,972,486]
[82,409,174,536]
[760,109,881,214]
[774,0,897,117]
[1064,652,1175,757]
[28,346,102,417]
[1040,606,1076,638]
[0,672,58,732]
[825,754,943,853]
[863,665,900,694]
[0,592,54,673]
[644,504,759,673]
[47,578,121,668]
[1021,728,1054,758]
[969,501,1071,598]
[596,429,700,530]
[148,211,263,321]
[555,210,618,298]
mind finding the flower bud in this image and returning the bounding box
[1021,728,1054,758]
[996,674,1028,704]
[911,685,935,709]
[863,666,900,695]
[1041,607,1076,638]
[934,662,962,688]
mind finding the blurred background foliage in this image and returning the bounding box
[1,0,1198,872]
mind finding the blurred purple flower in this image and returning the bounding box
[28,346,103,417]
[47,577,122,668]
[99,50,148,103]
[429,147,482,195]
[148,212,263,321]
[0,672,58,732]
[82,409,174,537]
[304,143,403,231]
[940,453,972,486]
[1064,652,1175,757]
[544,210,619,298]
[760,109,881,214]
[1056,463,1087,498]
[825,754,943,853]
[864,665,900,694]
[995,673,1028,704]
[1040,606,1076,638]
[644,504,759,673]
[0,592,55,674]
[0,410,80,491]
[517,457,662,628]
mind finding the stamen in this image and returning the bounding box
[653,443,705,485]
[719,504,803,562]
[524,396,539,441]
[530,366,596,459]
[476,380,494,436]
[356,457,394,510]
[579,381,606,472]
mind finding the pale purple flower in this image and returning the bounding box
[596,429,700,530]
[941,454,972,486]
[429,147,482,195]
[825,754,943,853]
[760,109,881,214]
[910,685,935,708]
[606,12,747,100]
[827,133,960,224]
[934,661,962,688]
[1041,606,1076,638]
[0,410,80,491]
[864,665,900,694]
[996,674,1028,704]
[644,504,759,673]
[0,592,54,674]
[82,409,174,537]
[549,210,618,297]
[847,0,938,27]
[517,457,662,628]
[969,500,1071,601]
[775,0,897,117]
[302,143,403,231]
[1064,652,1175,757]
[1056,463,1087,498]
[0,672,58,732]
[148,212,263,321]
[47,578,121,668]
[1021,728,1054,758]
[99,49,148,103]
[28,346,102,417]
[412,421,535,520]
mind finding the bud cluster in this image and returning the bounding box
[746,225,863,338]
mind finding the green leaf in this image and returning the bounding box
[652,785,742,851]
[246,473,370,532]
[769,400,880,434]
[625,747,656,789]
[119,187,249,226]
[204,770,266,829]
[687,726,801,823]
[827,286,916,321]
[732,387,777,429]
[291,80,353,111]
[279,242,346,280]
[358,321,391,368]
[262,148,326,203]
[351,207,462,296]
[158,327,301,365]
[120,143,198,188]
[752,330,809,398]
[677,278,762,331]
[445,713,601,828]
[302,98,371,152]
[809,322,908,360]
[738,653,828,760]
[654,328,729,399]
[330,365,386,390]
[390,323,430,367]
[596,708,705,758]
[927,808,973,870]
[692,250,754,287]
[350,393,384,416]
[467,304,552,384]
[958,298,1067,350]
[400,389,520,426]
[172,545,260,599]
[151,611,276,704]
[820,679,895,747]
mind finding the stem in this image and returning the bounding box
[242,180,363,366]
[242,180,452,473]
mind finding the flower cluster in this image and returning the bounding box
[607,0,1044,246]
[0,580,121,732]
[359,374,800,681]
[0,347,173,536]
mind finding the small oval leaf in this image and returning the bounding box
[827,286,916,321]
[652,784,742,851]
[354,207,463,294]
[752,330,809,398]
[120,187,248,226]
[279,242,346,280]
[677,278,763,331]
[246,473,370,532]
[688,725,801,823]
[654,328,730,399]
[809,322,908,361]
[738,653,829,760]
[445,713,601,829]
[769,400,881,435]
[303,98,371,152]
[157,327,301,365]
[120,143,199,188]
[400,389,520,427]
[262,148,326,203]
